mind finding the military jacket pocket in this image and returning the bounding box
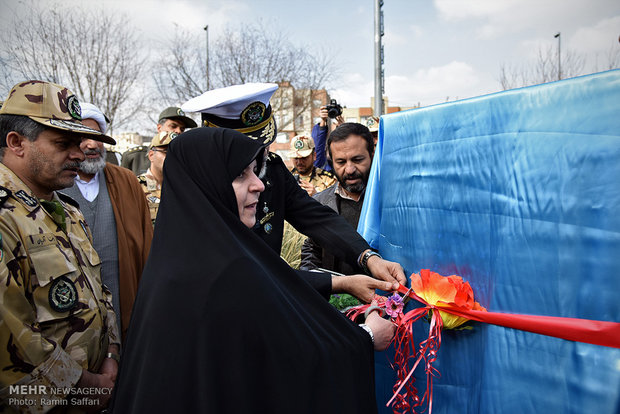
[28,240,77,288]
[79,240,101,267]
[28,243,82,324]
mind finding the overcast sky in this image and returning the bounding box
[1,0,619,110]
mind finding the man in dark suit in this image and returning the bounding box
[300,122,374,274]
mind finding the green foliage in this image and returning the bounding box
[329,294,360,312]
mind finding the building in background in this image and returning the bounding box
[108,132,149,154]
[270,82,418,168]
[270,82,331,164]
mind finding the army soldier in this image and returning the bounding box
[182,83,406,286]
[138,131,177,224]
[0,80,120,412]
[288,134,335,196]
[121,106,196,175]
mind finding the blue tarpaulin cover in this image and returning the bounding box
[359,70,620,414]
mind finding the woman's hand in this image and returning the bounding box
[364,307,397,351]
[331,274,398,303]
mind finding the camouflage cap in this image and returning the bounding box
[150,131,178,148]
[0,80,116,145]
[287,135,315,158]
[366,116,380,133]
[158,107,197,128]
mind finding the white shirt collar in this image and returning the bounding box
[74,171,101,202]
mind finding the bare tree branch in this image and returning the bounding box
[151,22,337,133]
[0,2,146,132]
[498,44,607,91]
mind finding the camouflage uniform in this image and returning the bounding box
[136,131,177,224]
[0,80,118,413]
[290,166,336,194]
[0,164,119,411]
[137,171,161,223]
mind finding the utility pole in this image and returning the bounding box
[204,25,210,90]
[554,32,561,81]
[374,0,384,116]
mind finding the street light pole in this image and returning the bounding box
[374,0,384,117]
[554,32,561,81]
[204,25,210,90]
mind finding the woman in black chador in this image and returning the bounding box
[111,128,394,413]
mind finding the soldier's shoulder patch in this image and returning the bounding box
[0,186,11,207]
[14,190,38,207]
[56,192,80,209]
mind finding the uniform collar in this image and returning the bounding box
[291,166,317,180]
[0,163,43,212]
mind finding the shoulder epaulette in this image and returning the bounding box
[57,192,80,209]
[317,168,334,178]
[267,152,282,162]
[0,186,11,208]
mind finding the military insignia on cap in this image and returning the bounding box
[294,139,304,150]
[241,101,266,127]
[15,190,38,207]
[263,222,273,234]
[49,276,78,312]
[169,132,178,140]
[177,108,185,116]
[67,95,82,120]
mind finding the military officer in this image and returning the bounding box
[121,106,197,175]
[182,83,406,286]
[288,134,335,196]
[0,80,120,412]
[138,131,177,224]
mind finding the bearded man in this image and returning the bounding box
[61,103,153,340]
[300,123,375,274]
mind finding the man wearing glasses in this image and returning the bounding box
[138,131,177,224]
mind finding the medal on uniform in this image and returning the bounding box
[263,223,273,234]
[49,276,78,312]
[262,202,269,214]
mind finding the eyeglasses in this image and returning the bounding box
[151,148,167,154]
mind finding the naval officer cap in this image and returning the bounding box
[181,83,278,145]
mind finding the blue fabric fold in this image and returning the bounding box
[359,70,620,414]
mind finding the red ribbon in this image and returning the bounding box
[396,285,620,349]
[348,282,620,414]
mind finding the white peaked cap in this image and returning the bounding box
[181,83,279,119]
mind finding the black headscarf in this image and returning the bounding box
[111,128,377,413]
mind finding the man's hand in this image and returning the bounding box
[331,274,398,303]
[75,369,115,412]
[365,252,407,285]
[333,114,345,129]
[298,179,316,196]
[364,302,397,351]
[99,344,119,381]
[318,106,329,127]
